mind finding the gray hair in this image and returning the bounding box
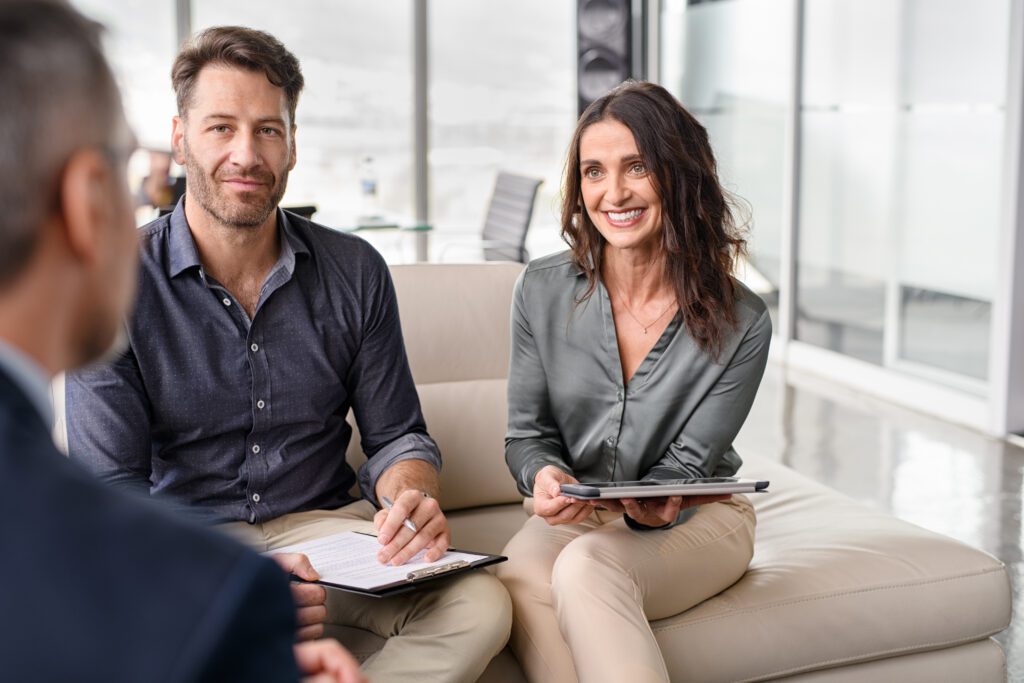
[0,0,121,286]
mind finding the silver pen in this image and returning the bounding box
[380,496,419,533]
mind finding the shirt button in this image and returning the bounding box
[252,444,261,454]
[616,390,623,401]
[606,436,616,446]
[250,343,259,352]
[222,298,231,306]
[257,399,265,410]
[251,493,261,503]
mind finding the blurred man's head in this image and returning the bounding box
[170,27,304,230]
[0,0,138,370]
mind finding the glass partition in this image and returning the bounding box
[797,0,1010,383]
[428,0,576,260]
[192,1,415,226]
[661,0,795,328]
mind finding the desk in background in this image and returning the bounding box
[341,218,432,263]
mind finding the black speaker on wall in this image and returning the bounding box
[577,0,645,116]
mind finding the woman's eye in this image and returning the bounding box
[584,167,602,179]
[630,162,647,174]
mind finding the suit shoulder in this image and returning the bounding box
[0,426,293,681]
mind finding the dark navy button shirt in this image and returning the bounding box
[66,201,440,524]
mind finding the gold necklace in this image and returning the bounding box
[616,292,677,334]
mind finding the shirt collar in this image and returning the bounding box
[0,338,53,427]
[167,198,201,278]
[277,209,311,271]
[167,199,310,280]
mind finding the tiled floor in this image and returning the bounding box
[735,362,1022,678]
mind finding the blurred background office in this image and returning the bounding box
[71,0,1023,671]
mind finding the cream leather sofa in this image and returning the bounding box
[54,261,1012,681]
[343,262,1012,682]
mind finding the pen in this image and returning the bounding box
[380,496,419,534]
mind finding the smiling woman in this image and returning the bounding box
[564,81,750,359]
[578,119,664,256]
[497,81,772,683]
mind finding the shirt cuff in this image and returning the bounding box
[357,432,442,506]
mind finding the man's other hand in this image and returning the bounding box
[271,553,328,641]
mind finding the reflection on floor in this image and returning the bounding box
[736,363,1021,677]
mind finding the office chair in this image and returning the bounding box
[440,172,543,263]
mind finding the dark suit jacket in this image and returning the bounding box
[0,369,300,682]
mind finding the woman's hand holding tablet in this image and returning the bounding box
[533,465,596,526]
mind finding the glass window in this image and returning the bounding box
[71,1,178,151]
[71,0,179,212]
[797,0,1011,383]
[428,0,576,261]
[191,0,414,228]
[661,0,795,329]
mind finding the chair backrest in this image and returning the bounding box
[346,262,526,511]
[481,172,543,263]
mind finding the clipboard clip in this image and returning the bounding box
[406,560,470,581]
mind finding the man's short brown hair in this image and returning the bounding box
[171,26,304,126]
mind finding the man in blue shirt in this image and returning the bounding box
[0,2,363,681]
[66,24,511,682]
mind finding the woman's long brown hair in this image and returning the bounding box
[561,81,748,359]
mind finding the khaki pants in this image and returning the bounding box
[220,500,512,683]
[496,496,756,683]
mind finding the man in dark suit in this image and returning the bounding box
[0,2,363,681]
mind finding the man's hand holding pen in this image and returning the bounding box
[374,489,451,566]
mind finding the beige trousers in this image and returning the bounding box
[219,500,512,683]
[496,495,756,683]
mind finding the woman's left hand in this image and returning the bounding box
[603,494,733,527]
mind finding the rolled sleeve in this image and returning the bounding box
[356,432,441,505]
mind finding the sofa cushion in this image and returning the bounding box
[349,263,527,512]
[649,454,1012,682]
[446,503,528,557]
[417,380,523,510]
[390,263,523,386]
[777,638,1005,683]
[345,378,522,512]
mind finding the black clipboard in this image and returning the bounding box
[285,532,507,598]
